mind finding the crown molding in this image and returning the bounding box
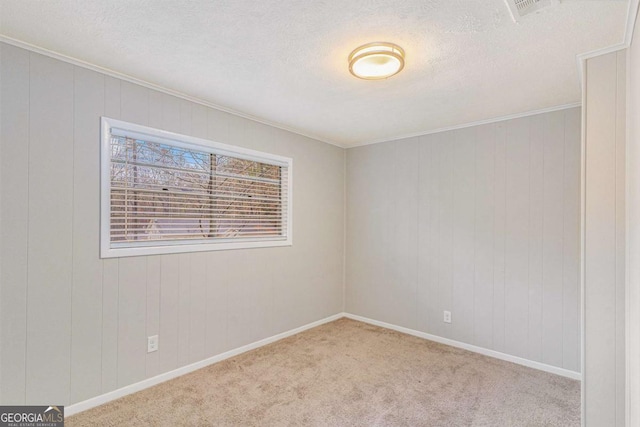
[0,35,347,149]
[625,0,640,46]
[576,0,639,86]
[2,0,637,150]
[348,102,582,149]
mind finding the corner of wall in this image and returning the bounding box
[342,147,348,313]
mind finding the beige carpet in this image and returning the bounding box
[67,318,580,426]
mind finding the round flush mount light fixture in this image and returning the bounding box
[348,42,405,80]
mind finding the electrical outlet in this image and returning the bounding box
[147,335,159,353]
[443,310,452,324]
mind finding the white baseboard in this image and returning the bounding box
[65,313,343,416]
[67,311,581,416]
[343,313,582,381]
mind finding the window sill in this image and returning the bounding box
[100,237,292,258]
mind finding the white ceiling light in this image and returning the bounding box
[348,42,405,80]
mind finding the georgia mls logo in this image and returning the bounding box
[44,406,62,418]
[0,405,64,427]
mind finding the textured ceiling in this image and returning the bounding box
[0,0,628,147]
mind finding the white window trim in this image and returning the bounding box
[100,117,293,258]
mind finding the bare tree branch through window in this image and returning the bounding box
[109,136,285,243]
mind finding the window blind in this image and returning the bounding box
[106,126,289,250]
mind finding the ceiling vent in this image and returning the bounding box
[504,0,560,22]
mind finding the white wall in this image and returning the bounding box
[0,43,345,406]
[628,9,640,425]
[583,50,626,427]
[346,108,581,373]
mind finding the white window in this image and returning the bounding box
[100,117,292,258]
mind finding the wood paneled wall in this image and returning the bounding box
[583,49,626,427]
[0,43,345,405]
[628,9,640,425]
[346,108,581,373]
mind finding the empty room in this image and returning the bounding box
[1,0,640,425]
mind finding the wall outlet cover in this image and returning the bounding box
[444,311,452,324]
[147,335,159,353]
